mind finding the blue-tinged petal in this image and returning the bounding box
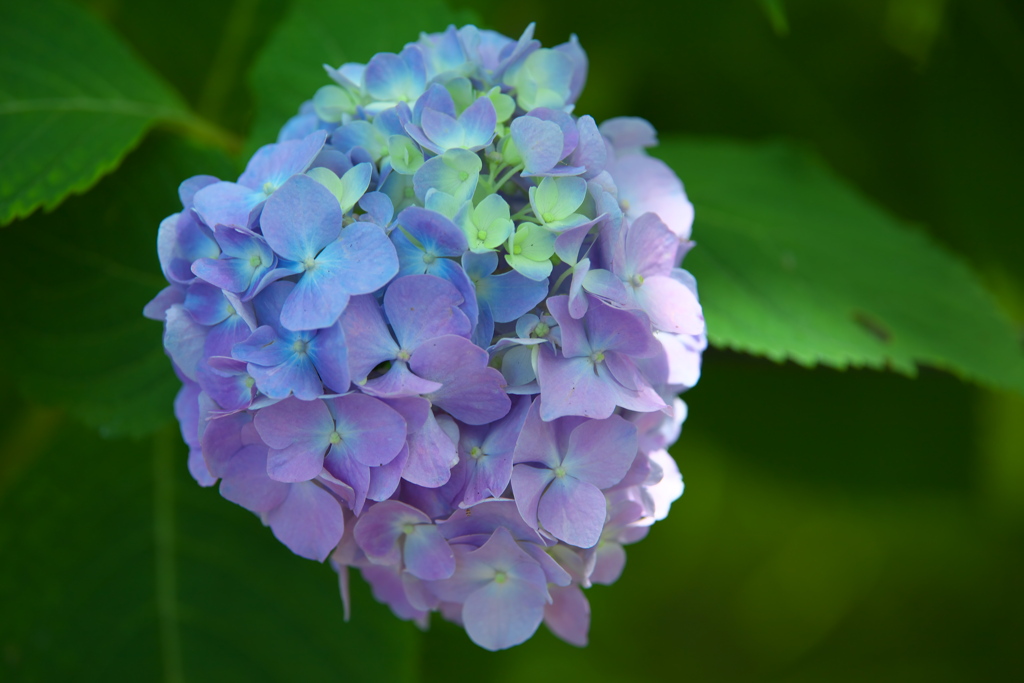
[239,130,327,190]
[365,52,421,102]
[143,285,184,321]
[458,96,497,150]
[421,108,462,150]
[429,257,479,333]
[193,181,264,229]
[164,304,206,381]
[248,351,323,401]
[568,114,606,177]
[526,108,578,159]
[184,282,233,325]
[279,265,351,332]
[322,221,399,295]
[413,82,457,123]
[179,174,218,207]
[472,302,495,348]
[383,274,471,350]
[260,174,341,263]
[232,325,292,366]
[307,322,350,394]
[332,120,387,160]
[479,269,548,323]
[510,116,563,175]
[358,191,395,227]
[462,249,498,281]
[396,206,468,257]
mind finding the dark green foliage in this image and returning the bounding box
[0,0,190,225]
[658,137,1024,392]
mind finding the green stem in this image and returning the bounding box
[551,262,576,294]
[162,112,244,156]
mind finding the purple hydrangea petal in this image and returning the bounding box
[537,475,606,547]
[219,444,289,513]
[411,335,510,425]
[354,499,429,564]
[329,394,406,467]
[403,411,458,488]
[255,397,333,481]
[340,294,400,382]
[404,524,456,580]
[260,174,342,263]
[265,480,345,562]
[562,414,638,488]
[544,584,590,647]
[383,274,471,350]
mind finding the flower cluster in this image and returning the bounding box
[146,23,705,650]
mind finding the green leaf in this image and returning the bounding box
[656,137,1024,394]
[0,0,199,225]
[0,416,418,681]
[756,0,790,36]
[246,0,479,153]
[0,134,232,437]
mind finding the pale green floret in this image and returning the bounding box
[302,256,317,271]
[262,181,277,196]
[493,571,508,584]
[292,339,309,355]
[533,322,550,338]
[328,431,342,444]
[470,446,483,459]
[402,523,415,535]
[631,273,645,287]
[445,78,475,113]
[424,190,462,220]
[504,48,574,111]
[397,349,411,361]
[313,85,358,122]
[307,165,371,214]
[590,350,605,364]
[458,194,514,253]
[505,223,555,281]
[486,86,516,123]
[499,135,522,167]
[553,466,567,478]
[249,254,263,268]
[388,135,424,175]
[243,376,255,389]
[529,176,590,231]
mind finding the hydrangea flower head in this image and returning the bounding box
[147,22,705,651]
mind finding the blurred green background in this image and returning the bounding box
[1,0,1022,681]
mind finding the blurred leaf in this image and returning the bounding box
[0,0,209,225]
[757,0,790,36]
[0,418,418,682]
[246,0,479,152]
[657,137,1024,394]
[0,135,232,437]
